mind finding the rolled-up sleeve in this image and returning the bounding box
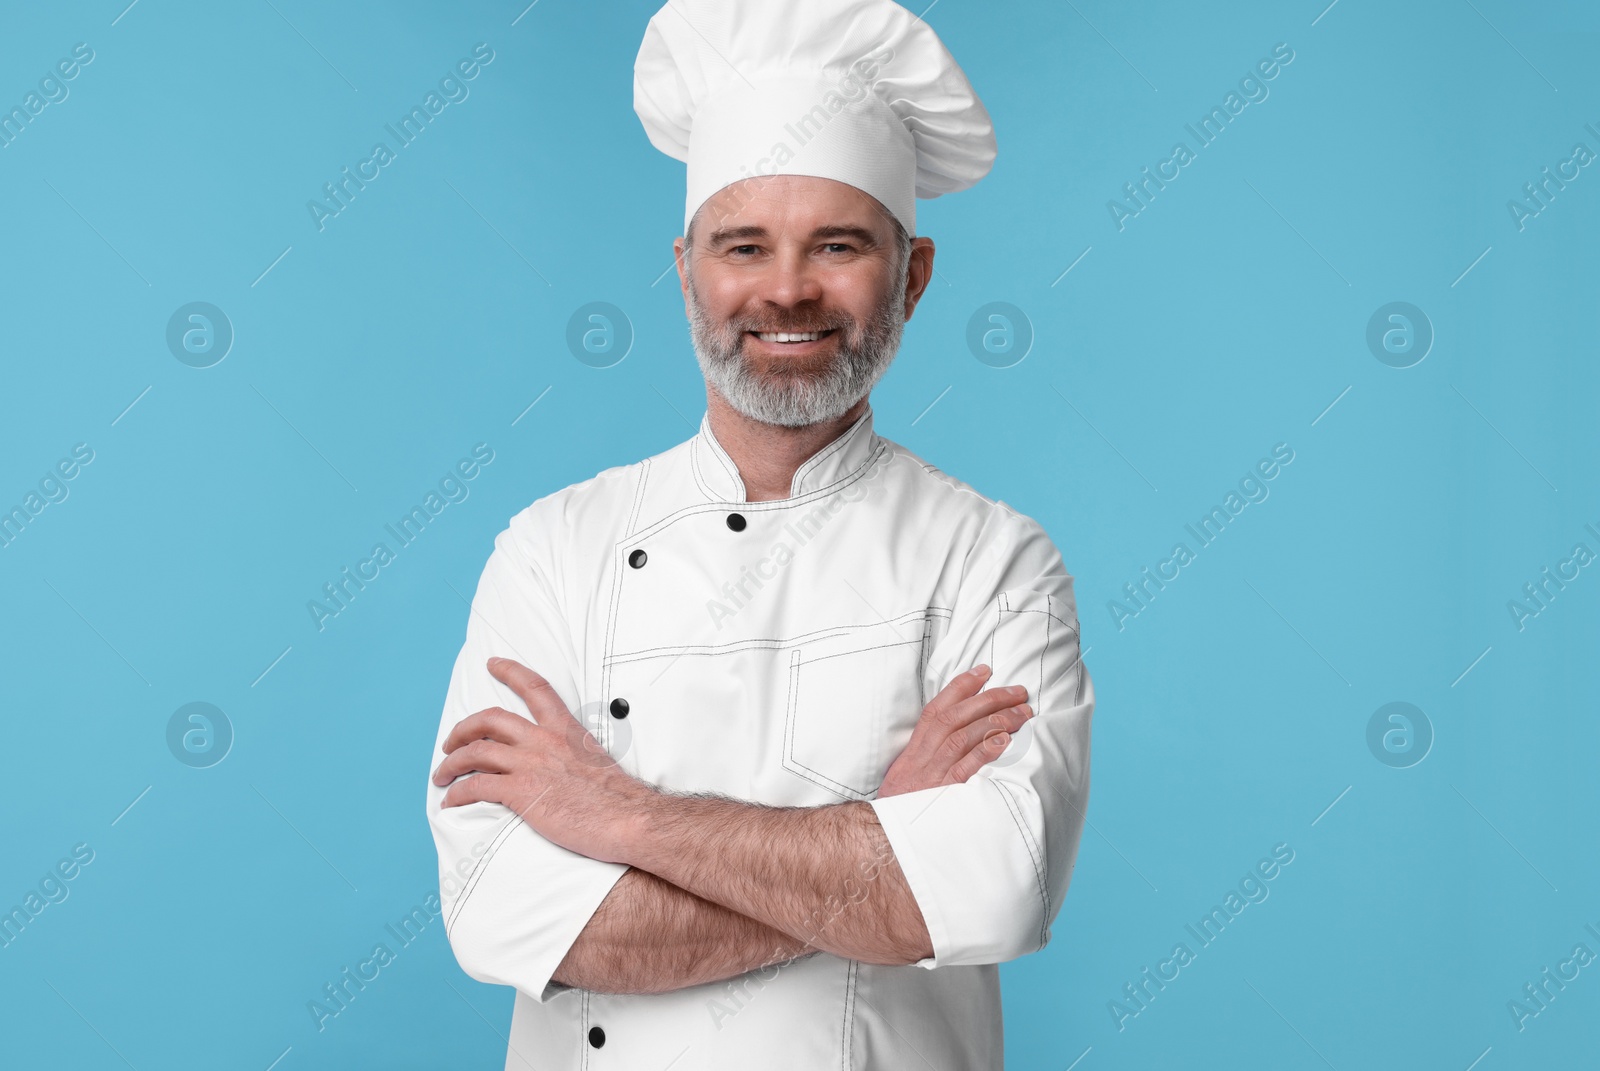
[870,507,1093,968]
[426,509,628,1002]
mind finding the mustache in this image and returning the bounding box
[729,316,853,334]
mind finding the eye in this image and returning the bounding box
[729,244,760,256]
[822,243,852,254]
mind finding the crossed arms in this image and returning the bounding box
[433,658,1034,993]
[425,508,1092,1000]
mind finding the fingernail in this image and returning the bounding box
[993,732,1009,747]
[972,665,990,676]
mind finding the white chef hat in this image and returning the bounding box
[633,0,996,238]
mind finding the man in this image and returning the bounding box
[425,1,1094,1067]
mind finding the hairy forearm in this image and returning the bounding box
[551,867,815,994]
[619,794,933,966]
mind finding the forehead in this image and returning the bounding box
[693,175,892,240]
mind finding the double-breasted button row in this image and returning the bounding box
[629,514,744,570]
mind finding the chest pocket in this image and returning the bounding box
[782,612,932,800]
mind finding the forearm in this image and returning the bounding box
[552,867,815,994]
[620,793,933,966]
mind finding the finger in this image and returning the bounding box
[943,721,1019,784]
[921,665,992,721]
[488,657,578,730]
[941,685,1030,733]
[441,707,531,754]
[441,770,507,809]
[432,738,515,786]
[905,681,1029,766]
[933,703,1028,779]
[946,704,1030,764]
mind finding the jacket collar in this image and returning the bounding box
[691,404,881,503]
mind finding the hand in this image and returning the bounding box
[877,665,1031,798]
[432,657,648,864]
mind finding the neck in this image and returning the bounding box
[705,389,868,503]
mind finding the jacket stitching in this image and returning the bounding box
[993,777,1050,950]
[782,628,929,799]
[997,598,1085,707]
[997,602,1076,634]
[579,990,590,1071]
[445,811,521,936]
[624,457,651,538]
[790,408,871,495]
[604,609,950,666]
[638,441,888,535]
[605,461,654,756]
[706,420,743,486]
[690,433,725,502]
[781,649,874,800]
[840,959,859,1069]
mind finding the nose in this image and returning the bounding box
[760,245,824,309]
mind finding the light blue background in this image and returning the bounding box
[2,1,1596,1067]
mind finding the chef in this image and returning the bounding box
[425,0,1094,1067]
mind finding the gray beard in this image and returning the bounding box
[686,268,907,429]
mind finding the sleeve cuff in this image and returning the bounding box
[441,808,630,1002]
[870,775,1050,968]
[869,789,954,969]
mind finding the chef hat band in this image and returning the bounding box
[686,73,917,239]
[634,0,996,240]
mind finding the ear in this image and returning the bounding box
[902,237,936,322]
[673,236,691,318]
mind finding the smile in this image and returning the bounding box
[749,330,836,343]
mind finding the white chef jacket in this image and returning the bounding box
[426,403,1093,1070]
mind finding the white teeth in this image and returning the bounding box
[756,331,824,342]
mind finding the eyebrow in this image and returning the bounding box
[705,224,882,248]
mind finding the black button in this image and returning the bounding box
[588,1025,606,1048]
[609,697,629,719]
[726,513,747,532]
[628,549,647,568]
